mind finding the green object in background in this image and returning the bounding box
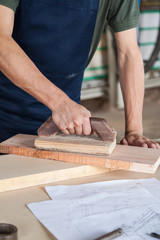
[139,9,160,71]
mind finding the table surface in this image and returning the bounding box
[0,155,160,240]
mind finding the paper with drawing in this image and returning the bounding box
[28,178,160,240]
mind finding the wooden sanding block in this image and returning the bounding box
[35,117,117,155]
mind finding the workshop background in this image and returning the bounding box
[82,0,160,142]
[1,2,160,240]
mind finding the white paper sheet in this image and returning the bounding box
[28,178,160,240]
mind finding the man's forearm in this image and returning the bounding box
[0,35,66,112]
[115,29,159,149]
[118,47,144,134]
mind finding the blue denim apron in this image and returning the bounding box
[0,0,99,142]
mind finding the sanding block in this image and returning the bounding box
[38,116,117,141]
[35,116,117,155]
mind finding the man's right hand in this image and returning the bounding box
[52,95,91,136]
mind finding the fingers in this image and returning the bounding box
[53,109,91,136]
[56,118,91,136]
[82,117,92,135]
[128,136,148,148]
[60,126,70,135]
[59,122,76,135]
[66,122,75,135]
[155,143,160,149]
[74,114,91,136]
[123,133,160,149]
[61,119,91,136]
[149,141,160,149]
[132,139,160,149]
[145,140,157,149]
[120,138,129,145]
[134,140,148,148]
[75,125,83,135]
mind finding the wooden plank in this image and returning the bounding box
[0,154,113,193]
[0,134,160,173]
[35,134,116,155]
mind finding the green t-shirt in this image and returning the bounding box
[0,0,139,64]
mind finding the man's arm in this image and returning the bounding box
[115,28,159,149]
[0,5,91,135]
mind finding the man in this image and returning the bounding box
[0,0,159,148]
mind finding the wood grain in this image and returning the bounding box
[35,134,116,155]
[0,134,160,173]
[0,154,113,193]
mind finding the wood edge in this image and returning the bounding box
[1,134,159,173]
[104,158,160,174]
[108,140,116,154]
[0,144,159,173]
[153,156,160,173]
[0,165,114,193]
[0,145,107,167]
[34,138,116,155]
[129,155,160,174]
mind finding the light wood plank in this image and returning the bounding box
[0,134,160,173]
[0,154,113,193]
[35,134,116,155]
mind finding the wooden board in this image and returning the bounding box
[0,134,160,173]
[0,154,113,193]
[35,134,116,155]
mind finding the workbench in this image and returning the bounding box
[0,154,160,240]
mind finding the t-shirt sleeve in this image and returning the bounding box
[107,0,140,33]
[0,0,19,12]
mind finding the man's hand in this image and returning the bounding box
[52,95,91,136]
[121,131,160,149]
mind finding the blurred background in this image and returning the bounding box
[81,0,160,142]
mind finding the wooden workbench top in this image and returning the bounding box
[0,155,160,240]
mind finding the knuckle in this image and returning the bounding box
[67,124,73,130]
[60,125,66,131]
[83,118,88,124]
[145,138,150,141]
[82,115,90,123]
[73,119,80,127]
[150,143,156,147]
[87,110,91,117]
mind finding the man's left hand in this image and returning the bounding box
[121,131,160,149]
